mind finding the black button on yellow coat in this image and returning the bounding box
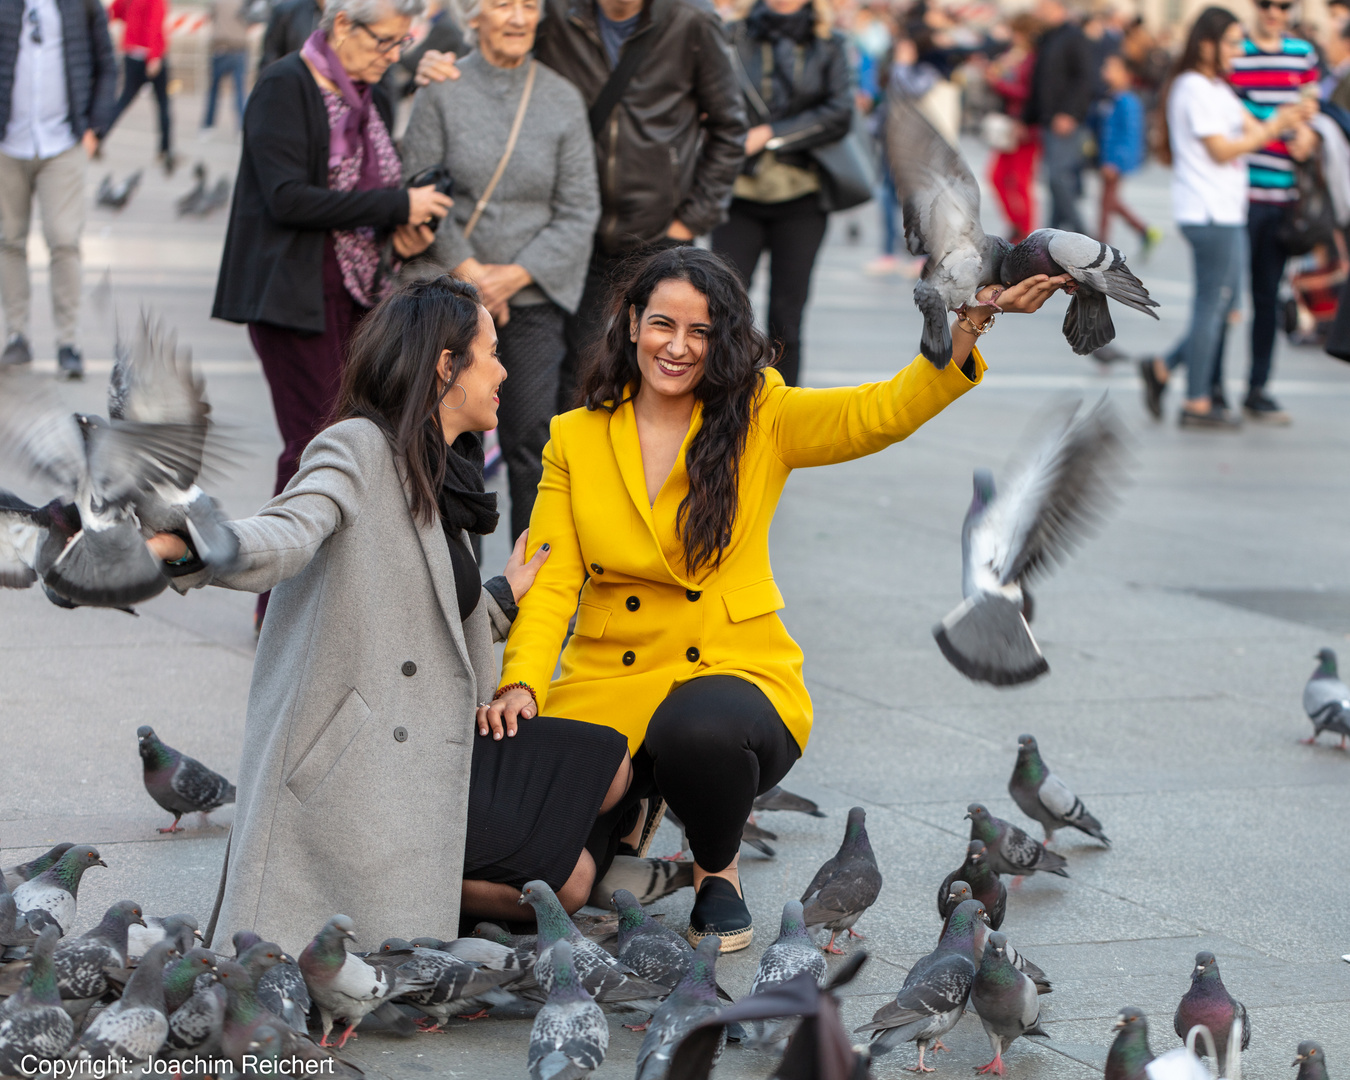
[686,647,700,663]
[622,651,636,666]
[401,661,416,677]
[686,589,701,601]
[626,596,640,611]
[590,563,604,574]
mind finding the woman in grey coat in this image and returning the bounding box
[154,276,629,953]
[401,0,600,542]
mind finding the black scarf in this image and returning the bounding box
[437,433,499,536]
[746,1,815,44]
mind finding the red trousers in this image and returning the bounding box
[989,137,1039,241]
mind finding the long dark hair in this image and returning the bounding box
[333,275,483,525]
[1156,6,1239,166]
[578,247,772,577]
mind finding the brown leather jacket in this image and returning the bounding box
[535,0,747,255]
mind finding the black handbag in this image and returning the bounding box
[1278,157,1336,256]
[806,111,877,212]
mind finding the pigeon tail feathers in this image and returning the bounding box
[934,592,1048,686]
[915,279,953,369]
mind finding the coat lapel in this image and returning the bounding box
[396,464,474,673]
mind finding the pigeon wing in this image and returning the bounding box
[855,956,973,1034]
[0,495,44,588]
[0,387,86,495]
[1045,232,1159,318]
[1036,772,1079,820]
[997,822,1046,873]
[886,94,985,263]
[108,315,209,474]
[170,755,235,813]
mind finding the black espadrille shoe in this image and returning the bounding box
[686,876,752,953]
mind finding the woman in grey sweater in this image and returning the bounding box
[402,0,599,541]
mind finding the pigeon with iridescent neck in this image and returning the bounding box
[1105,1008,1154,1080]
[233,930,311,1034]
[2,844,73,894]
[0,926,74,1075]
[299,915,425,1048]
[69,939,177,1067]
[1173,951,1248,1077]
[1303,649,1350,749]
[12,846,106,935]
[967,804,1068,879]
[744,900,826,1052]
[970,932,1047,1076]
[137,726,236,833]
[940,843,1006,930]
[528,939,608,1080]
[636,937,725,1080]
[799,806,883,953]
[1009,734,1110,846]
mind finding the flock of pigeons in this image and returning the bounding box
[95,164,230,217]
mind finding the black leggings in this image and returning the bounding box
[587,675,801,876]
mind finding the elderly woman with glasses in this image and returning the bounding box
[212,0,455,629]
[401,0,599,543]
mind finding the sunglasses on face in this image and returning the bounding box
[1256,1,1294,11]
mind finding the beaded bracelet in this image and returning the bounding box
[493,681,538,708]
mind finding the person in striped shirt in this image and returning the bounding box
[1229,0,1319,424]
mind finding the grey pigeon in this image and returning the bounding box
[175,164,231,218]
[967,805,1067,879]
[241,1020,360,1078]
[95,170,141,210]
[174,163,206,216]
[855,897,985,1071]
[1173,951,1249,1077]
[799,806,883,953]
[0,492,89,602]
[753,786,826,817]
[68,939,177,1066]
[0,926,74,1075]
[1303,648,1350,749]
[939,842,1006,930]
[1009,734,1110,846]
[234,929,311,1033]
[1105,1008,1154,1080]
[137,726,236,833]
[161,946,217,1014]
[1294,1041,1330,1080]
[613,889,697,993]
[744,900,827,1052]
[2,845,73,895]
[970,931,1048,1075]
[369,941,517,1030]
[163,969,226,1058]
[53,899,144,1013]
[972,915,1052,995]
[1,874,55,954]
[934,397,1128,686]
[519,881,668,1011]
[440,934,539,996]
[527,940,608,1080]
[299,915,424,1048]
[127,912,199,961]
[12,847,105,935]
[636,937,725,1080]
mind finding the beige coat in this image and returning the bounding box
[177,419,509,955]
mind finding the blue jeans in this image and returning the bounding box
[1041,126,1087,233]
[203,50,247,130]
[879,160,900,256]
[1165,223,1246,403]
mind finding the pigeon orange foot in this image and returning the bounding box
[975,1053,1005,1076]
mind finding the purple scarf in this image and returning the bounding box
[302,29,387,191]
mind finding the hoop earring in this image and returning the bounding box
[445,383,467,411]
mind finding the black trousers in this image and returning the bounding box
[1247,200,1290,395]
[496,302,565,541]
[586,675,801,876]
[712,194,829,387]
[113,55,172,154]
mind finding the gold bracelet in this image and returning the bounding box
[956,313,995,336]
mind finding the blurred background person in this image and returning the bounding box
[212,0,452,628]
[201,0,255,137]
[985,11,1041,243]
[108,0,175,171]
[1320,19,1350,108]
[1096,49,1157,247]
[259,0,323,70]
[712,0,853,387]
[401,0,600,541]
[1025,0,1093,233]
[0,0,117,378]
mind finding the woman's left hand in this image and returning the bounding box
[973,273,1074,315]
[503,529,551,602]
[392,223,436,259]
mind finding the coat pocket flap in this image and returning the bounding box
[573,601,611,638]
[722,579,786,623]
[285,688,372,804]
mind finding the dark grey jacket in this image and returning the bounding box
[257,0,319,72]
[0,0,117,142]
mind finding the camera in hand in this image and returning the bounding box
[406,166,455,233]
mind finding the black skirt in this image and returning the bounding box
[463,716,629,891]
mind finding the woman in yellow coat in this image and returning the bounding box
[481,247,1068,949]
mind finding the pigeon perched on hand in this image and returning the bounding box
[1009,735,1110,846]
[1303,648,1350,749]
[855,897,985,1072]
[53,899,144,1013]
[885,96,1156,367]
[940,843,1007,930]
[753,786,826,817]
[1294,1041,1330,1080]
[137,726,236,833]
[2,845,73,894]
[1105,1008,1155,1080]
[299,915,422,1048]
[967,805,1068,879]
[744,900,827,1052]
[68,939,177,1067]
[935,397,1128,686]
[12,846,105,935]
[0,925,74,1075]
[126,911,199,961]
[1173,951,1249,1077]
[970,932,1048,1076]
[799,806,883,953]
[528,940,608,1080]
[636,937,725,1080]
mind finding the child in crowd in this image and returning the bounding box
[1096,52,1160,250]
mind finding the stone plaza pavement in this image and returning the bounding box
[1,89,1347,1079]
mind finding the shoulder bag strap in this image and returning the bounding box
[587,0,671,137]
[463,59,537,240]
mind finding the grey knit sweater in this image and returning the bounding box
[402,51,599,312]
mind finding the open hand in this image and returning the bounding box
[974,274,1073,315]
[503,528,550,602]
[415,49,461,86]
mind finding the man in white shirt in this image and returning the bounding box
[0,0,117,378]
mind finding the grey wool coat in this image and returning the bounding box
[175,419,510,955]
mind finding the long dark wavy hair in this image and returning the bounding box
[1155,6,1239,166]
[333,275,483,525]
[578,247,773,576]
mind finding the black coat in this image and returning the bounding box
[257,0,320,73]
[212,53,409,334]
[0,0,117,141]
[1024,21,1094,126]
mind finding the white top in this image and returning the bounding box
[1166,71,1249,226]
[0,0,77,160]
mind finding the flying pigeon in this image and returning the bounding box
[2,845,73,894]
[127,912,199,961]
[161,946,218,1015]
[0,925,74,1075]
[940,843,1006,930]
[636,937,725,1080]
[1173,951,1249,1077]
[1105,1008,1155,1080]
[855,897,985,1071]
[1009,735,1110,846]
[299,915,423,1048]
[799,806,883,953]
[12,846,106,935]
[752,786,826,817]
[968,804,1068,880]
[743,900,827,1052]
[95,171,142,211]
[234,930,312,1033]
[1303,648,1350,749]
[934,397,1128,685]
[519,881,668,1011]
[367,940,517,1030]
[528,940,608,1080]
[137,726,236,833]
[53,899,144,1013]
[68,939,177,1067]
[885,95,1157,367]
[970,931,1048,1075]
[0,491,88,599]
[1294,1041,1330,1080]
